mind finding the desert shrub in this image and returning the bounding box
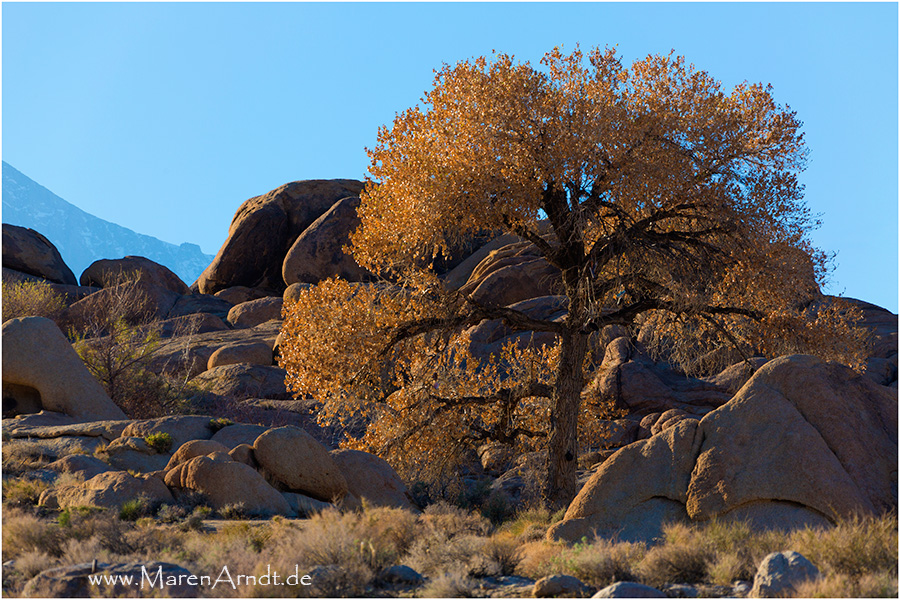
[143,432,173,454]
[638,541,711,587]
[71,272,199,418]
[208,417,234,432]
[794,570,899,598]
[788,513,898,579]
[2,476,52,508]
[417,569,478,598]
[1,279,66,323]
[499,507,554,542]
[404,531,494,578]
[118,496,153,521]
[10,548,57,580]
[218,503,250,521]
[417,501,492,540]
[2,509,65,559]
[1,441,54,476]
[483,532,523,576]
[546,537,646,588]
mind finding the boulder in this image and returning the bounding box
[547,419,701,544]
[226,296,284,329]
[586,337,730,416]
[2,224,76,285]
[55,471,174,510]
[460,241,562,307]
[228,443,258,468]
[166,293,234,320]
[379,565,425,586]
[214,285,273,305]
[165,453,292,516]
[102,436,172,473]
[23,562,198,598]
[331,449,413,509]
[61,277,181,327]
[464,295,566,360]
[196,179,364,294]
[750,551,820,598]
[593,582,666,598]
[210,423,269,449]
[282,195,372,285]
[283,282,314,304]
[3,416,129,441]
[207,341,273,369]
[148,320,281,378]
[282,491,333,516]
[478,443,515,476]
[46,455,114,480]
[702,358,769,395]
[190,364,290,400]
[155,312,230,338]
[1,317,126,421]
[533,574,592,598]
[687,355,898,525]
[164,439,231,470]
[79,256,190,294]
[121,416,215,451]
[253,426,348,502]
[442,233,522,290]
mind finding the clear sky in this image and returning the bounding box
[3,2,897,311]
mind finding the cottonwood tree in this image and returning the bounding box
[280,47,867,508]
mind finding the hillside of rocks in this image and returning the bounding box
[2,178,897,598]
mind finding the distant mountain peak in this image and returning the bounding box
[2,161,213,285]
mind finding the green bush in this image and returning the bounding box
[143,432,173,454]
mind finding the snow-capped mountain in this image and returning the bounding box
[2,162,213,285]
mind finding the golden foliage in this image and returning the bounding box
[281,46,869,499]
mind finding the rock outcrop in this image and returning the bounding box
[253,426,348,502]
[331,449,413,510]
[550,354,898,544]
[282,195,372,285]
[1,317,126,420]
[2,223,77,285]
[79,255,190,294]
[196,179,364,294]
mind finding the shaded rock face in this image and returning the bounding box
[196,179,364,294]
[24,562,198,598]
[282,195,373,285]
[549,354,898,544]
[460,241,562,308]
[587,337,731,417]
[1,317,126,421]
[79,255,190,294]
[2,223,76,285]
[331,448,413,510]
[226,296,283,329]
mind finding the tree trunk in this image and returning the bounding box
[543,328,589,510]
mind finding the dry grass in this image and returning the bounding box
[788,513,898,579]
[1,492,896,598]
[794,571,899,598]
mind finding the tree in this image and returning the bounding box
[280,47,867,508]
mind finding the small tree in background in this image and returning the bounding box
[280,47,867,508]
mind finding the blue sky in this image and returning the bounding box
[3,2,897,311]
